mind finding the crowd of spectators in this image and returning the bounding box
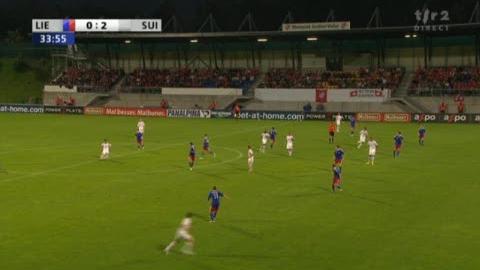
[260,67,404,90]
[410,66,480,94]
[52,67,124,91]
[124,68,259,89]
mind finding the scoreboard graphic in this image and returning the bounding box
[32,19,162,46]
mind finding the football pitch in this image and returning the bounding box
[0,113,479,270]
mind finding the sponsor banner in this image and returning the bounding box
[442,114,468,123]
[305,112,328,120]
[282,21,350,32]
[104,107,167,117]
[315,89,327,103]
[356,112,383,122]
[471,114,480,123]
[167,109,211,119]
[44,106,84,114]
[0,104,44,113]
[412,113,470,123]
[211,110,233,119]
[239,111,305,121]
[383,113,411,122]
[84,107,105,115]
[326,112,356,122]
[412,113,439,123]
[327,89,390,102]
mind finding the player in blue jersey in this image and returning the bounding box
[135,131,144,149]
[349,115,356,136]
[201,134,216,158]
[393,131,404,158]
[333,145,345,166]
[269,127,277,149]
[188,143,196,170]
[332,164,343,192]
[418,126,426,145]
[208,186,227,223]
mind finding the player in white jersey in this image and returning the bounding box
[335,113,343,133]
[100,139,111,160]
[260,131,270,153]
[164,213,194,255]
[285,133,294,156]
[137,119,145,134]
[357,127,369,149]
[367,137,379,165]
[247,145,254,173]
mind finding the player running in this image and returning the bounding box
[260,130,270,153]
[367,137,379,165]
[137,119,145,134]
[188,143,196,170]
[135,130,144,149]
[164,213,195,255]
[333,145,345,166]
[247,145,254,173]
[286,132,295,157]
[393,131,404,158]
[328,121,336,144]
[332,164,343,192]
[202,134,216,158]
[418,126,426,145]
[269,127,277,149]
[335,113,343,133]
[349,115,356,136]
[100,139,111,160]
[208,186,226,223]
[357,127,369,149]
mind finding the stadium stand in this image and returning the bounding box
[409,66,480,95]
[51,67,124,92]
[260,67,405,90]
[123,68,259,91]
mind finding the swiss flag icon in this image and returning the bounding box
[374,90,383,97]
[350,90,358,97]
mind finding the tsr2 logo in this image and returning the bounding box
[414,9,449,32]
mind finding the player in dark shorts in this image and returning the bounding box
[188,142,196,170]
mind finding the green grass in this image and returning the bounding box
[0,58,44,103]
[0,114,479,270]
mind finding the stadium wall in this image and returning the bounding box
[1,103,479,123]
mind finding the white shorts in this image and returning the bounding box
[262,139,268,145]
[102,150,109,155]
[359,137,366,143]
[336,122,341,126]
[175,229,192,241]
[286,143,293,150]
[369,149,376,156]
[248,157,254,165]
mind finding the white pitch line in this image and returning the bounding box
[0,123,282,184]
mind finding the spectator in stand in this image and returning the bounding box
[457,99,465,113]
[68,96,76,106]
[410,66,480,95]
[303,102,312,113]
[209,100,218,110]
[261,67,404,90]
[160,98,169,109]
[55,95,63,106]
[233,103,241,119]
[52,67,123,92]
[124,68,259,89]
[439,99,447,113]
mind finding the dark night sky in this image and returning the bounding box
[0,0,478,33]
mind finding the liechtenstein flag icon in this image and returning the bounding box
[63,19,75,32]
